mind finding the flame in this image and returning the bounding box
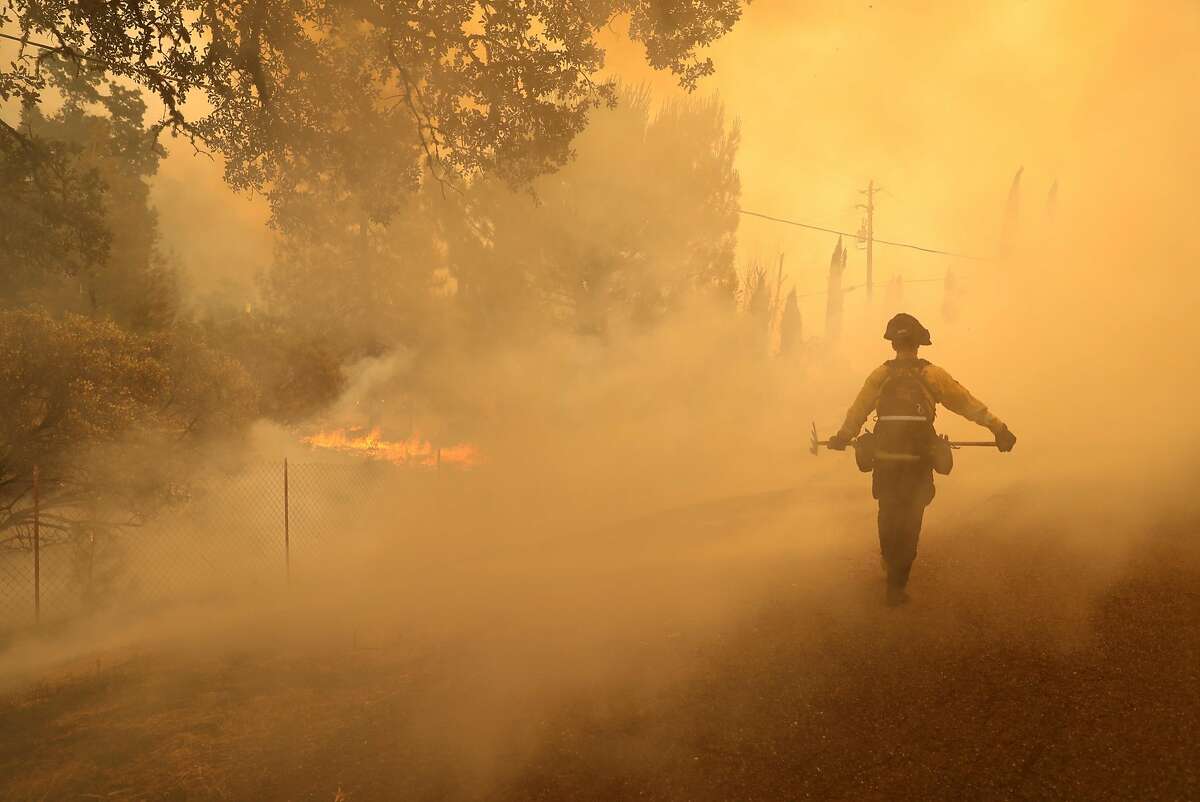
[302,426,481,467]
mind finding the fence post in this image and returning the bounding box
[283,458,290,585]
[32,465,40,625]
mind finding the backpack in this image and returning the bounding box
[878,358,935,422]
[871,359,943,469]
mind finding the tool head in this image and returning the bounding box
[810,422,820,456]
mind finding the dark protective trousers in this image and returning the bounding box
[872,462,936,589]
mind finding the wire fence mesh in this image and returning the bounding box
[0,461,390,633]
[0,472,41,628]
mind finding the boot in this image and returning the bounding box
[885,562,911,606]
[885,583,909,607]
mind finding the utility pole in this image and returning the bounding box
[859,180,876,301]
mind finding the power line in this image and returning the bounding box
[795,276,945,300]
[737,207,993,262]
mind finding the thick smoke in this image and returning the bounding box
[3,2,1200,797]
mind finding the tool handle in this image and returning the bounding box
[948,441,998,448]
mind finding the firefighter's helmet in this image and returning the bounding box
[883,313,932,346]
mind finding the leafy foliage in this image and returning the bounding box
[263,86,741,355]
[0,66,261,543]
[0,122,110,293]
[453,87,740,340]
[0,309,257,543]
[0,5,754,556]
[3,1,750,219]
[203,313,346,424]
[2,60,177,330]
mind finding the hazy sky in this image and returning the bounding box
[605,1,1197,295]
[142,1,1198,325]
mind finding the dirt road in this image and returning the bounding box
[2,483,1198,801]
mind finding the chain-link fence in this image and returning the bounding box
[0,461,386,632]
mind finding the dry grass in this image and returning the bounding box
[2,487,1198,801]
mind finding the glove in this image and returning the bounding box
[827,432,851,451]
[994,426,1017,453]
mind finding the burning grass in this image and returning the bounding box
[302,426,481,468]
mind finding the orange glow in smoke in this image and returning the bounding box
[303,427,481,467]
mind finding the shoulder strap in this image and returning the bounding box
[914,360,937,403]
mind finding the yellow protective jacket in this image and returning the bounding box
[836,361,1005,441]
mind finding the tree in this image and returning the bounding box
[2,59,178,331]
[0,114,110,303]
[824,236,846,342]
[447,86,741,342]
[263,183,452,359]
[998,166,1023,259]
[203,311,346,424]
[3,1,750,220]
[262,84,741,356]
[0,309,257,547]
[0,63,264,554]
[742,260,769,327]
[779,287,801,356]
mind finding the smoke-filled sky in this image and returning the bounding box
[606,0,1197,289]
[156,1,1200,313]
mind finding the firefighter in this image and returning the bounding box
[826,313,1016,605]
